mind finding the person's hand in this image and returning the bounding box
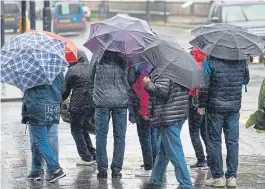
[197,108,205,115]
[143,77,151,84]
[142,116,149,120]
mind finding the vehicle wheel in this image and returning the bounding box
[13,28,18,33]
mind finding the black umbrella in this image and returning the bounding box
[141,35,203,89]
[190,23,264,60]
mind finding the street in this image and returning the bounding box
[1,21,265,188]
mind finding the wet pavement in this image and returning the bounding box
[1,62,265,189]
[2,22,265,188]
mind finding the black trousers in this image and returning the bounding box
[70,108,96,160]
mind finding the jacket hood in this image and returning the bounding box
[191,48,207,67]
[69,49,89,67]
[77,49,89,63]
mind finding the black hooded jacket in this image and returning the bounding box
[62,49,95,113]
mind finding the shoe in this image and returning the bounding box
[205,177,225,187]
[27,171,41,181]
[76,158,94,166]
[226,177,237,188]
[112,171,122,178]
[97,171,107,179]
[46,169,66,183]
[135,169,152,177]
[190,161,208,169]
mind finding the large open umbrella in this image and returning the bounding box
[27,30,78,63]
[1,32,68,92]
[84,14,155,67]
[190,23,264,60]
[141,35,203,89]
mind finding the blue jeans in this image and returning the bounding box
[29,124,61,173]
[206,113,239,179]
[136,116,159,170]
[150,123,193,189]
[95,108,127,172]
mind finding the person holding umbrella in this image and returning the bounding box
[62,49,96,166]
[127,62,160,177]
[190,23,263,187]
[188,47,208,169]
[0,31,78,182]
[91,50,129,179]
[141,35,202,189]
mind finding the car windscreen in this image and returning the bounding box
[4,4,20,14]
[57,4,81,15]
[222,4,265,22]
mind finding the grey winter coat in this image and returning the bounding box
[92,51,128,108]
[144,76,189,127]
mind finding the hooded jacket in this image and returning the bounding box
[92,51,128,108]
[62,49,95,113]
[189,48,207,96]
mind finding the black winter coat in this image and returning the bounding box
[63,52,95,113]
[144,76,189,127]
[199,56,247,114]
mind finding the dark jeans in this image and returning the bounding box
[206,112,240,179]
[95,108,127,172]
[188,100,208,163]
[136,116,159,170]
[70,108,96,160]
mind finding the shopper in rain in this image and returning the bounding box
[143,75,193,188]
[92,50,128,179]
[22,72,66,182]
[63,49,96,165]
[188,47,208,169]
[198,56,250,188]
[127,62,159,177]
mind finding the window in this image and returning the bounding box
[4,4,20,13]
[222,4,265,22]
[57,4,81,15]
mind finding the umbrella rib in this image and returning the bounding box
[235,32,263,54]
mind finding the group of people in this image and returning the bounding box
[21,42,250,188]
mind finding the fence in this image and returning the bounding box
[82,0,210,20]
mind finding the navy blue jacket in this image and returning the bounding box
[22,72,65,125]
[198,56,247,114]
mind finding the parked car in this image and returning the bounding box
[208,1,265,63]
[4,2,20,33]
[53,2,86,34]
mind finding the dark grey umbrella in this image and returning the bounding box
[190,23,264,60]
[141,35,203,89]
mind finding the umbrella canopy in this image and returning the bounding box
[190,23,264,60]
[1,32,68,92]
[84,14,154,67]
[141,35,203,89]
[26,30,78,63]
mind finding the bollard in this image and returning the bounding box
[30,1,36,30]
[43,1,51,32]
[1,1,5,48]
[21,1,27,33]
